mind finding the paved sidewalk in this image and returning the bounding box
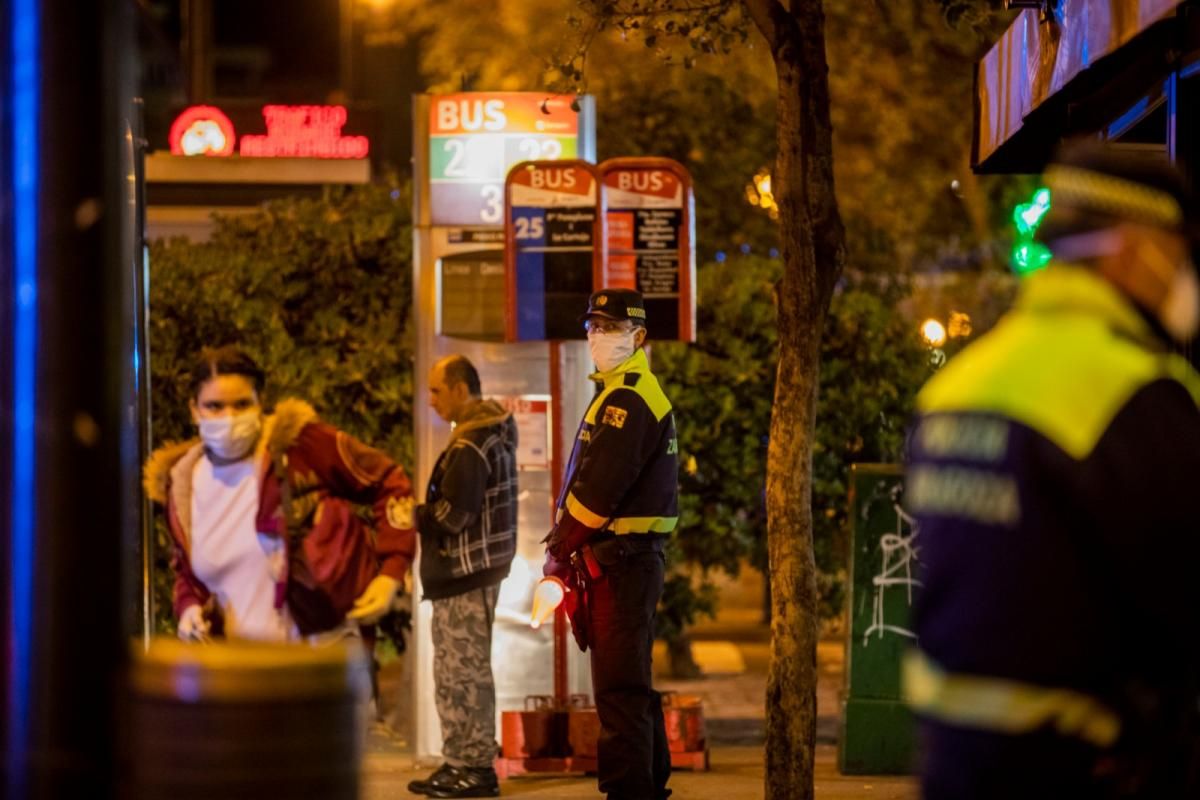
[365,631,918,798]
[364,744,915,799]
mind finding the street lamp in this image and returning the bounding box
[947,311,972,339]
[921,318,947,348]
[746,168,778,220]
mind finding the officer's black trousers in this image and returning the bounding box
[920,722,1103,799]
[587,549,670,800]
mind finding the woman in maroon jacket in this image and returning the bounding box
[144,346,416,642]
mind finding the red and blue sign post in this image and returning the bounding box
[504,160,605,342]
[600,157,696,342]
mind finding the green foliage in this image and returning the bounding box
[147,179,415,629]
[561,1,750,83]
[655,567,719,645]
[149,180,415,453]
[813,277,934,614]
[655,256,934,623]
[825,0,1007,275]
[562,0,1028,277]
[655,258,778,578]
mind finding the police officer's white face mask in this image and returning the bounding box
[588,329,637,372]
[1054,227,1200,342]
[1159,262,1200,342]
[1132,235,1200,342]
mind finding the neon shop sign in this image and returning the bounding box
[169,104,369,159]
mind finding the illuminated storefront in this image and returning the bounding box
[147,103,372,241]
[975,0,1200,175]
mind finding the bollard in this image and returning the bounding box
[127,639,369,800]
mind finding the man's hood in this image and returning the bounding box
[452,398,514,441]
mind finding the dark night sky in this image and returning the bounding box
[211,0,341,100]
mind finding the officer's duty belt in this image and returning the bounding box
[591,532,666,555]
[903,649,1121,748]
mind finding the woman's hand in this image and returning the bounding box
[347,575,400,624]
[177,604,211,641]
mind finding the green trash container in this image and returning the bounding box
[838,464,918,775]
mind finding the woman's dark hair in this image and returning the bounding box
[189,346,266,399]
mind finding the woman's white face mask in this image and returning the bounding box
[198,410,262,462]
[588,329,638,372]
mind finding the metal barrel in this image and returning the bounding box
[127,639,368,800]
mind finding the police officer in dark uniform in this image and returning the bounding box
[905,143,1200,798]
[543,288,678,800]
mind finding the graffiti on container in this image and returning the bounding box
[863,485,920,645]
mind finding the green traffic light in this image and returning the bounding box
[1011,242,1053,276]
[1011,186,1052,276]
[1012,186,1051,236]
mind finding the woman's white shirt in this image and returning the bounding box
[190,453,293,642]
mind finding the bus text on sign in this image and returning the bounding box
[430,93,580,227]
[600,157,696,342]
[505,160,604,341]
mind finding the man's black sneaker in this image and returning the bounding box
[406,763,456,795]
[424,765,500,798]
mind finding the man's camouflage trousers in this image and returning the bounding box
[431,584,500,767]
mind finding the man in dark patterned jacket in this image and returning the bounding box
[409,355,517,799]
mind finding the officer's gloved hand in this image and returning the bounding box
[348,574,400,624]
[177,604,210,641]
[542,552,582,632]
[543,551,572,582]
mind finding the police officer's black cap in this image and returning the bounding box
[580,288,647,325]
[1039,140,1200,245]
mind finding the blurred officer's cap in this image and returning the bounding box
[581,288,647,325]
[1039,141,1199,250]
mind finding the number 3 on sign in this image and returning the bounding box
[480,185,502,224]
[514,216,544,240]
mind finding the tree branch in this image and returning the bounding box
[610,0,732,16]
[740,0,782,51]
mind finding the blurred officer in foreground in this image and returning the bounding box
[905,143,1200,798]
[543,288,678,800]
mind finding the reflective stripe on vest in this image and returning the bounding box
[566,491,608,529]
[903,649,1120,748]
[610,515,678,534]
[566,492,677,535]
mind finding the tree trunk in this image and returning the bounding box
[744,1,845,798]
[667,634,703,680]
